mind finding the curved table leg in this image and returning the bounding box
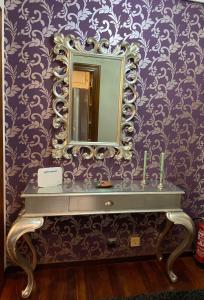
[156,218,173,261]
[6,216,44,298]
[166,211,195,283]
[23,234,37,270]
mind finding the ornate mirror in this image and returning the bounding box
[52,33,139,160]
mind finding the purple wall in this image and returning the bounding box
[5,1,204,263]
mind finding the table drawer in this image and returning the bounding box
[69,194,181,212]
[25,196,69,215]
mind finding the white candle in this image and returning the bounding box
[142,151,148,182]
[159,152,165,183]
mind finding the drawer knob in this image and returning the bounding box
[105,201,114,207]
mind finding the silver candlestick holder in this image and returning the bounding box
[141,151,148,186]
[157,152,165,190]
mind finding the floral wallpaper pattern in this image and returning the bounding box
[5,0,204,263]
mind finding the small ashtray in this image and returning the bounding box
[96,180,113,188]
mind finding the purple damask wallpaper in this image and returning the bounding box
[5,0,204,263]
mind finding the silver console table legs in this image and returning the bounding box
[156,211,195,283]
[6,211,195,298]
[6,216,44,298]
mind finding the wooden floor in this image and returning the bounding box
[1,256,204,300]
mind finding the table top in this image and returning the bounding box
[22,180,184,197]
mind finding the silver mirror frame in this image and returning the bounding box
[52,33,140,160]
[188,0,204,2]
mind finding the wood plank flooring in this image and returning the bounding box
[1,256,204,300]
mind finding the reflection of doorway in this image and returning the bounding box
[0,7,4,293]
[71,64,100,142]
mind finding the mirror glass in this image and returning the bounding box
[70,53,124,145]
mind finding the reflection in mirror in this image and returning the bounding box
[71,63,100,142]
[72,71,90,141]
[52,34,140,160]
[71,54,124,145]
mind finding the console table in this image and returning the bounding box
[6,180,195,298]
